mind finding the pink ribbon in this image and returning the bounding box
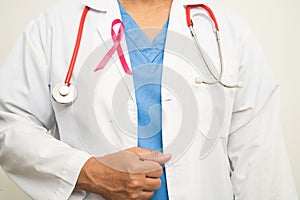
[94,19,132,75]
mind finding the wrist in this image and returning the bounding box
[76,157,102,191]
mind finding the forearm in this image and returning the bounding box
[0,113,91,199]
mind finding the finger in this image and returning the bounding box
[140,191,155,200]
[126,147,149,154]
[138,150,172,164]
[126,147,172,164]
[141,160,163,178]
[127,190,154,200]
[144,177,161,191]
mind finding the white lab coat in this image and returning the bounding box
[0,0,298,199]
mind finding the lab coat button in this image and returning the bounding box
[128,100,135,110]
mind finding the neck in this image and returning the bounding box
[118,0,173,40]
[119,0,170,4]
[118,0,172,8]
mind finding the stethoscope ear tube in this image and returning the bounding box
[187,4,243,89]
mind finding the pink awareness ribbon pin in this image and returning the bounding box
[94,19,132,75]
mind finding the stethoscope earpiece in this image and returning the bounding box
[194,77,204,84]
[195,76,244,89]
[237,82,244,88]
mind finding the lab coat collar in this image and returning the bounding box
[81,0,208,12]
[81,0,109,12]
[179,0,208,6]
[80,0,209,76]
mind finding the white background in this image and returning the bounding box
[0,0,299,199]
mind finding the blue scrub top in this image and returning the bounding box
[118,2,169,199]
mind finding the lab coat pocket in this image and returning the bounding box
[193,57,237,141]
[161,52,236,159]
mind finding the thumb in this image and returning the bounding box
[138,150,172,164]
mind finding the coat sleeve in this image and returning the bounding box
[0,14,91,199]
[228,28,298,200]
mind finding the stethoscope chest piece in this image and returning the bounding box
[52,83,77,104]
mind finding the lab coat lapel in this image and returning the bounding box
[165,0,209,47]
[163,0,208,70]
[81,0,133,74]
[162,1,208,198]
[161,0,207,149]
[95,1,121,43]
[80,0,137,148]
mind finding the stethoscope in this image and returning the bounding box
[52,4,243,105]
[186,4,243,88]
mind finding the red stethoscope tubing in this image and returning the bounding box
[186,4,219,31]
[64,6,90,86]
[63,5,239,89]
[65,5,219,86]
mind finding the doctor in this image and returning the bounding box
[0,0,298,199]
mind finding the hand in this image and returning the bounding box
[76,147,172,200]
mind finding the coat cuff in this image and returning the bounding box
[54,150,92,199]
